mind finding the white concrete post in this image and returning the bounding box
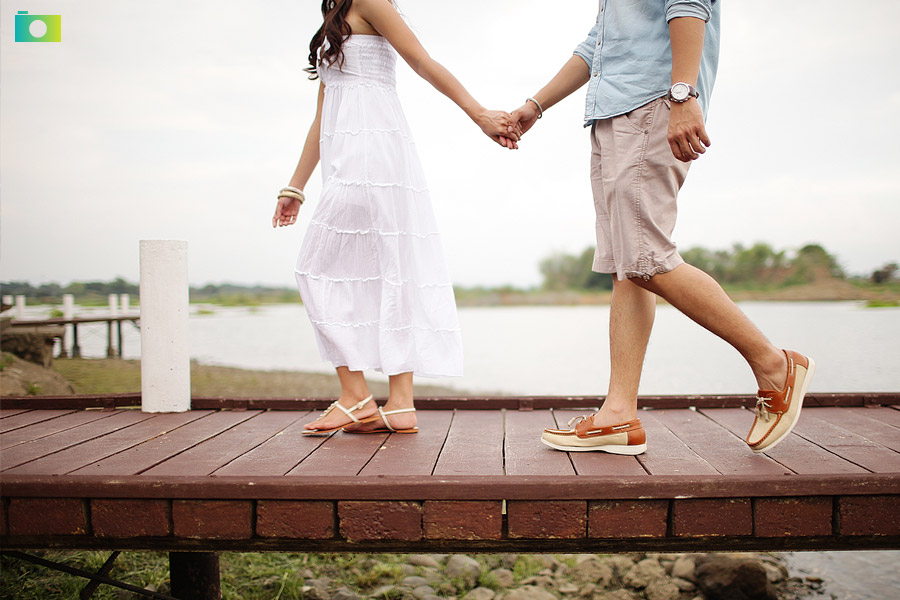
[120,293,130,314]
[139,240,191,413]
[15,295,26,319]
[108,294,119,316]
[2,295,13,307]
[62,294,75,355]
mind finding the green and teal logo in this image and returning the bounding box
[15,11,61,42]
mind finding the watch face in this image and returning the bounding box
[671,83,689,101]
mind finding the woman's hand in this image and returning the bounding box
[272,196,302,228]
[476,110,521,149]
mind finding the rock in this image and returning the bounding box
[537,556,561,570]
[0,352,75,395]
[671,577,696,592]
[300,586,325,600]
[418,568,441,582]
[331,587,360,600]
[644,579,680,600]
[464,587,496,600]
[595,591,638,600]
[501,586,557,600]
[430,555,450,564]
[500,555,519,569]
[670,555,697,582]
[413,586,437,599]
[422,596,445,600]
[404,577,430,589]
[489,568,515,588]
[446,555,483,587]
[598,555,638,577]
[409,555,443,569]
[518,576,555,589]
[622,558,666,590]
[538,569,554,577]
[571,558,613,587]
[577,584,595,598]
[558,583,579,595]
[372,585,398,598]
[400,565,418,577]
[300,568,316,579]
[694,555,776,600]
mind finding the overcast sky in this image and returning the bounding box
[2,0,899,288]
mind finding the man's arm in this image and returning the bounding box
[667,16,710,162]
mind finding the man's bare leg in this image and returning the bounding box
[590,278,657,428]
[634,263,787,391]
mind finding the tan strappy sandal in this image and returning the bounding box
[343,406,418,434]
[302,395,375,435]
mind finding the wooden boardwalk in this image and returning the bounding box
[1,394,899,553]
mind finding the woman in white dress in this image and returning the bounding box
[273,0,519,434]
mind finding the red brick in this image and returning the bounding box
[172,500,252,539]
[339,501,422,541]
[91,499,170,537]
[673,498,752,537]
[8,498,87,536]
[508,501,587,539]
[840,495,900,536]
[755,497,832,537]
[424,501,502,540]
[257,501,334,539]
[589,500,668,538]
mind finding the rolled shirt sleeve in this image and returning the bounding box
[573,21,600,68]
[665,0,714,22]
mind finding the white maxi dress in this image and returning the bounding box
[295,35,463,378]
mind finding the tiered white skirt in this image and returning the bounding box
[295,79,463,378]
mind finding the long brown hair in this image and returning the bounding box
[306,0,352,80]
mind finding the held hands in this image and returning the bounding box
[475,109,522,150]
[667,99,710,162]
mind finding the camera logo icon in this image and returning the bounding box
[15,11,62,42]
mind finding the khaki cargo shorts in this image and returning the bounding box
[590,97,692,281]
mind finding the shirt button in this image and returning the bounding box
[593,73,599,77]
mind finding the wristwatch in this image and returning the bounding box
[667,82,699,103]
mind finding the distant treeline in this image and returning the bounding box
[0,279,299,306]
[539,242,896,291]
[3,243,896,305]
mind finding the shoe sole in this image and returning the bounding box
[752,356,816,454]
[541,438,647,455]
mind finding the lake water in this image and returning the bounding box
[22,301,900,599]
[47,301,900,395]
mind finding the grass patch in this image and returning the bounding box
[865,299,900,308]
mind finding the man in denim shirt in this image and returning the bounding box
[511,1,816,455]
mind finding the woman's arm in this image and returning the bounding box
[273,81,325,228]
[354,0,518,147]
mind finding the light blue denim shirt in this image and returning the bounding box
[574,0,720,126]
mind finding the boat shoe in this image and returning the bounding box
[541,416,647,455]
[746,349,816,453]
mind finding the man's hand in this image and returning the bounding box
[667,99,710,162]
[509,102,540,140]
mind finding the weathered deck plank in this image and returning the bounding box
[143,411,291,477]
[432,410,504,476]
[71,410,243,476]
[792,414,900,473]
[0,409,78,434]
[636,411,719,476]
[360,410,453,477]
[505,409,574,476]
[0,410,117,450]
[213,411,319,477]
[702,408,868,475]
[3,411,207,476]
[0,411,155,472]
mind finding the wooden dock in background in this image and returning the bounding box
[1,393,898,553]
